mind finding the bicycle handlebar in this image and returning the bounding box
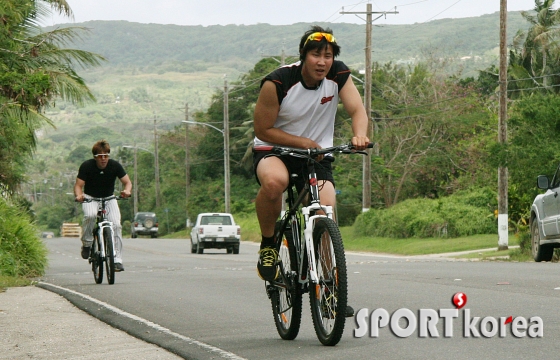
[253,142,374,158]
[76,195,127,203]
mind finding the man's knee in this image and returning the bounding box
[258,185,284,204]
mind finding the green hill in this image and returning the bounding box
[49,11,527,72]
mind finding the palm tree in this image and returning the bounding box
[511,0,560,91]
[0,0,105,193]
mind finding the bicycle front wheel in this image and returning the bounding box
[309,217,347,346]
[92,234,103,284]
[103,227,115,285]
[270,220,302,340]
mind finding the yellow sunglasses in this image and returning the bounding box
[303,32,336,48]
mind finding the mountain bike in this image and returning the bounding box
[82,195,125,285]
[254,142,372,346]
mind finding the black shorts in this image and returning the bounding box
[253,150,335,193]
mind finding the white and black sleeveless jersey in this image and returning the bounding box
[253,60,351,149]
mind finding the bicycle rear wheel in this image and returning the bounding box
[270,220,302,340]
[309,217,347,346]
[92,233,103,284]
[103,227,115,285]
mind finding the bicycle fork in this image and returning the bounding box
[97,220,115,260]
[302,204,333,285]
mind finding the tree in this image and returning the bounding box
[509,0,560,96]
[506,93,560,222]
[368,62,494,208]
[0,0,105,194]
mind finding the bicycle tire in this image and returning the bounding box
[270,220,302,340]
[309,217,347,346]
[104,227,115,285]
[92,233,103,284]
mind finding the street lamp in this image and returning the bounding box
[182,120,230,213]
[122,145,160,213]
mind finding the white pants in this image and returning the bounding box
[81,197,123,263]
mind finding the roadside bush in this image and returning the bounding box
[516,228,531,254]
[354,187,497,238]
[122,220,131,235]
[0,197,47,277]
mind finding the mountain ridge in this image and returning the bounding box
[46,10,528,73]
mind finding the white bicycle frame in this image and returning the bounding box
[301,202,334,285]
[94,201,116,261]
[268,143,368,290]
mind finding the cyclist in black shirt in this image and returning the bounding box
[74,140,132,272]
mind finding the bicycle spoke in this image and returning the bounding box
[104,227,115,285]
[92,234,103,284]
[269,220,302,340]
[309,217,347,346]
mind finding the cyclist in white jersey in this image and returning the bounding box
[253,25,370,316]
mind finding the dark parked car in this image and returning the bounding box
[41,231,55,238]
[131,212,158,238]
[530,167,560,261]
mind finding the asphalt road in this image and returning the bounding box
[38,237,560,359]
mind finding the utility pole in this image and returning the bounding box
[223,76,231,213]
[261,41,297,66]
[133,143,138,215]
[498,0,509,250]
[209,75,246,213]
[340,5,398,212]
[262,44,297,214]
[184,103,190,224]
[153,112,161,208]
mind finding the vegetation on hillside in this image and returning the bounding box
[45,12,529,75]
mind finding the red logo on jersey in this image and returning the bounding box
[320,95,334,105]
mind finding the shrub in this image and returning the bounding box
[0,197,47,277]
[517,228,531,254]
[354,187,497,238]
[122,220,131,235]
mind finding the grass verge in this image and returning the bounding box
[161,224,527,260]
[339,227,519,256]
[0,276,35,292]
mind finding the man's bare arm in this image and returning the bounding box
[339,77,370,149]
[119,174,132,198]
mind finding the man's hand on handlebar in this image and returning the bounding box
[120,190,131,198]
[351,136,371,151]
[75,194,85,203]
[299,138,324,161]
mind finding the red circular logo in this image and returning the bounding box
[452,292,467,309]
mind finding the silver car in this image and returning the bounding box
[131,212,159,238]
[530,170,560,261]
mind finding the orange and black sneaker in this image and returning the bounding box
[257,247,279,281]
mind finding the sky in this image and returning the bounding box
[46,0,541,27]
